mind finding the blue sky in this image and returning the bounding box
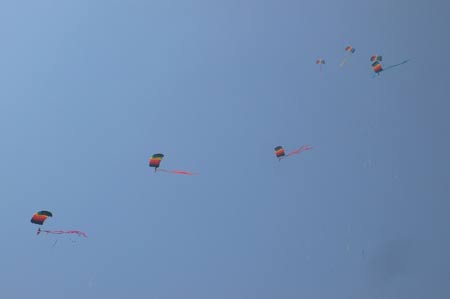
[1,1,450,298]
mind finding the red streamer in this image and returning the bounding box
[37,228,87,238]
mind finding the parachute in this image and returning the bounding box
[149,153,164,171]
[345,46,356,53]
[31,211,53,225]
[274,146,286,160]
[275,145,312,161]
[149,153,197,175]
[372,61,383,74]
[340,46,355,67]
[31,211,87,239]
[316,59,325,71]
[370,55,382,62]
[371,56,409,76]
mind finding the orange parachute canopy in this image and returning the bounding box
[31,211,52,225]
[149,153,164,170]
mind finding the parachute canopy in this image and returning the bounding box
[370,55,382,62]
[316,59,325,65]
[372,59,409,75]
[340,46,356,67]
[345,46,356,53]
[275,145,312,161]
[31,211,52,225]
[274,146,285,159]
[149,153,164,169]
[372,61,383,74]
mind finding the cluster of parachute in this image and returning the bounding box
[149,144,312,176]
[30,44,410,249]
[370,55,383,74]
[32,145,311,243]
[317,45,409,76]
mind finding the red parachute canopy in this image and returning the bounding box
[274,146,286,159]
[149,153,164,170]
[31,211,53,225]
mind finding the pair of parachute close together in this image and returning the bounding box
[317,46,409,75]
[148,144,312,175]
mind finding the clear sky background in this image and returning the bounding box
[1,1,450,298]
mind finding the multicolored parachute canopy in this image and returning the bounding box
[31,211,52,225]
[340,46,356,67]
[149,153,197,175]
[275,145,312,161]
[372,61,383,74]
[370,55,382,62]
[345,46,356,53]
[149,153,164,169]
[316,59,325,72]
[274,146,286,159]
[372,59,409,76]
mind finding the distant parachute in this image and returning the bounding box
[31,211,87,239]
[345,46,356,53]
[372,61,383,74]
[31,211,52,225]
[275,145,312,161]
[149,153,164,171]
[370,55,382,62]
[371,56,409,76]
[274,146,286,160]
[316,59,325,71]
[340,46,356,67]
[149,153,197,175]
